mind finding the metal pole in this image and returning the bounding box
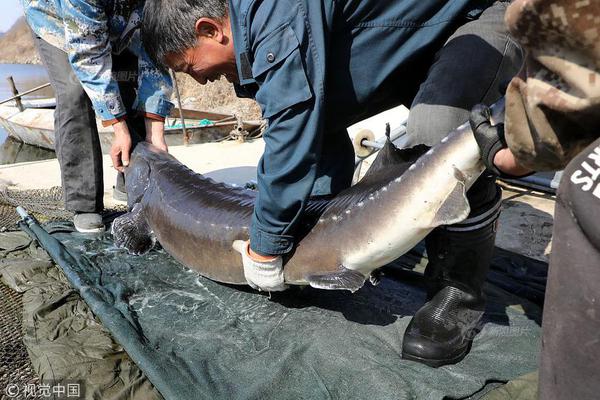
[170,69,189,145]
[6,76,24,112]
[361,140,384,150]
[16,206,29,220]
[0,82,52,106]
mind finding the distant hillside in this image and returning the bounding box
[0,17,40,64]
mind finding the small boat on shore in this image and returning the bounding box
[6,97,57,109]
[0,101,263,153]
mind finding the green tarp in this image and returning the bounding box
[3,219,543,400]
[0,229,161,400]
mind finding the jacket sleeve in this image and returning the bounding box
[129,30,174,119]
[61,0,126,122]
[248,14,328,255]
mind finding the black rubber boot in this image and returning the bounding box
[402,191,501,368]
[113,172,128,202]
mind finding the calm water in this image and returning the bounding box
[0,63,56,164]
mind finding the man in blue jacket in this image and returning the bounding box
[142,0,522,367]
[22,0,174,232]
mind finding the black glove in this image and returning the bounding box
[469,104,506,176]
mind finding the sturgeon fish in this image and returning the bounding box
[112,101,504,292]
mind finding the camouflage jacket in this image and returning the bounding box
[504,0,600,171]
[21,0,173,122]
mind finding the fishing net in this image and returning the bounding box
[0,187,126,232]
[10,221,542,400]
[0,227,158,400]
[0,217,546,400]
[0,186,70,231]
[0,283,40,398]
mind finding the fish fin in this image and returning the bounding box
[111,203,155,256]
[306,266,366,293]
[369,270,384,286]
[307,143,430,220]
[428,173,471,228]
[362,140,429,181]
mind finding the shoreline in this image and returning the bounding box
[0,60,40,65]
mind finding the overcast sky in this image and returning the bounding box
[0,0,24,33]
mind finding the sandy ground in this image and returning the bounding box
[0,140,265,209]
[0,18,40,65]
[174,74,262,120]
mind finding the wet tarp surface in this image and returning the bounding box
[0,230,162,400]
[16,222,543,400]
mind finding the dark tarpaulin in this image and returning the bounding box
[0,227,162,400]
[15,220,542,400]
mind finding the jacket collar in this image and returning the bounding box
[228,0,256,86]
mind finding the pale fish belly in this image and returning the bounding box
[341,175,457,274]
[340,127,484,276]
[342,218,430,275]
[446,125,485,184]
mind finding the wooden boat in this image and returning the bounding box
[0,102,263,153]
[6,97,57,109]
[0,136,56,165]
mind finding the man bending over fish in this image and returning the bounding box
[140,0,522,367]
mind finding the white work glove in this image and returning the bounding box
[232,240,288,292]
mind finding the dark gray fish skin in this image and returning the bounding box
[113,100,504,291]
[114,140,424,287]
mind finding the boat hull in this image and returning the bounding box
[0,104,261,153]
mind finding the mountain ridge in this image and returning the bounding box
[0,17,40,64]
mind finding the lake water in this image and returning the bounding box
[0,63,56,164]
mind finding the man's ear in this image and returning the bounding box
[194,17,225,43]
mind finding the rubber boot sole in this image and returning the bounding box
[74,225,105,234]
[402,340,472,368]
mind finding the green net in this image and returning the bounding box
[0,187,126,232]
[0,282,40,396]
[0,186,71,231]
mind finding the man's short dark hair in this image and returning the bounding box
[142,0,228,70]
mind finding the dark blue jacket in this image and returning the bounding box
[229,0,488,255]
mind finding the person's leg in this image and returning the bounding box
[401,1,523,367]
[112,50,145,138]
[34,36,104,225]
[111,50,145,200]
[538,138,600,400]
[406,1,521,146]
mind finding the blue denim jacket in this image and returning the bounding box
[229,0,488,255]
[21,0,173,121]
